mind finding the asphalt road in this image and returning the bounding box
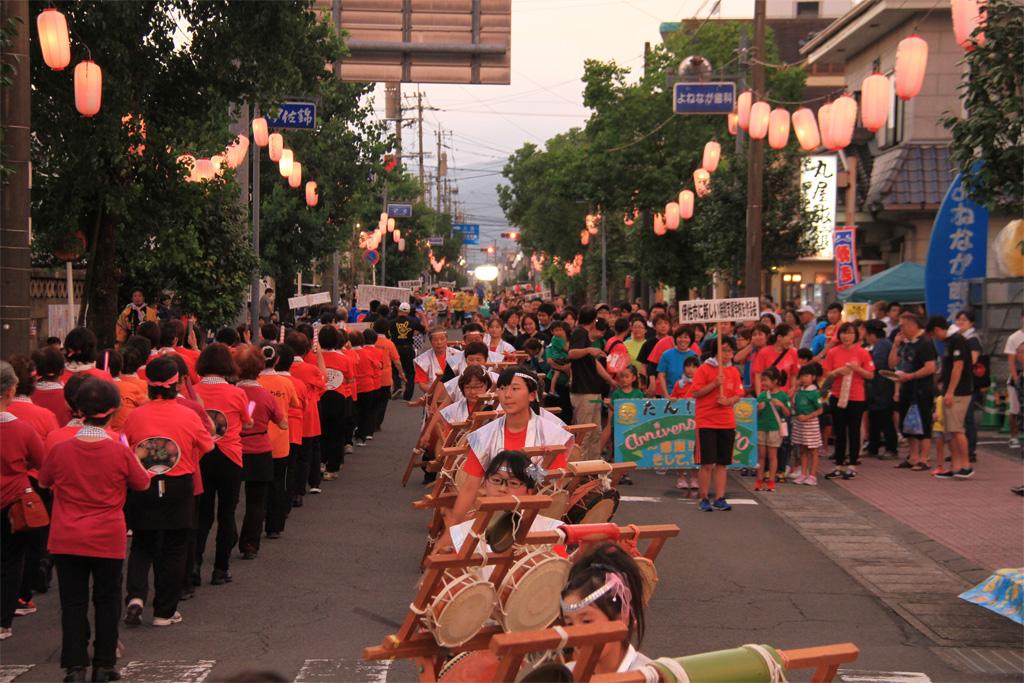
[0,397,981,682]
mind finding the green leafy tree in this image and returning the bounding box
[941,0,1023,215]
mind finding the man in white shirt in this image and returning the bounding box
[1005,315,1024,449]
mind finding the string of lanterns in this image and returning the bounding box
[36,7,102,117]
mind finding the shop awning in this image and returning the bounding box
[838,261,925,303]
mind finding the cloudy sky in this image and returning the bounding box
[370,0,768,265]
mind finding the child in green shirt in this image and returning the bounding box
[791,362,825,485]
[755,367,790,491]
[545,323,570,391]
[603,365,642,483]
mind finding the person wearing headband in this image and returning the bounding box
[255,343,300,541]
[560,541,649,674]
[29,345,70,427]
[38,377,150,682]
[61,328,114,385]
[448,366,572,525]
[121,356,215,629]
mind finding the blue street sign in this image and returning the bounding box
[266,102,316,130]
[672,82,735,114]
[364,250,379,266]
[452,223,480,245]
[427,236,445,246]
[387,203,413,218]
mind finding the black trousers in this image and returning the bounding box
[195,448,242,572]
[320,392,349,472]
[182,500,200,592]
[374,386,390,431]
[287,441,304,499]
[125,529,188,619]
[356,390,377,439]
[265,457,290,534]
[54,554,122,670]
[866,408,898,454]
[306,436,322,489]
[19,482,52,602]
[399,347,416,400]
[1,507,28,628]
[830,398,866,467]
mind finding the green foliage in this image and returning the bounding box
[498,21,814,298]
[941,0,1023,215]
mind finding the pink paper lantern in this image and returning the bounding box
[305,181,318,207]
[702,140,721,173]
[268,133,283,162]
[252,118,269,147]
[737,91,753,131]
[678,190,694,219]
[817,103,836,150]
[693,168,711,197]
[860,73,890,132]
[727,112,738,136]
[768,108,791,150]
[951,0,986,50]
[74,61,102,117]
[37,8,71,71]
[665,202,680,231]
[748,101,771,140]
[827,94,857,150]
[791,108,821,151]
[289,162,302,188]
[895,35,929,101]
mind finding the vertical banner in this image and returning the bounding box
[833,227,860,291]
[612,398,758,469]
[925,171,988,319]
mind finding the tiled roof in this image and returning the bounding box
[865,144,957,209]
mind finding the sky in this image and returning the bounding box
[369,0,769,266]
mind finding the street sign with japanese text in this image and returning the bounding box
[613,398,758,469]
[426,236,445,246]
[678,297,760,323]
[672,82,735,114]
[800,155,837,260]
[452,223,480,245]
[387,203,413,218]
[266,102,317,130]
[925,170,988,320]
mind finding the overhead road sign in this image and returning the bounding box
[266,102,316,129]
[672,82,736,115]
[387,203,413,218]
[452,223,480,245]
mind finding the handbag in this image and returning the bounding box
[769,399,789,438]
[8,487,50,532]
[902,403,924,436]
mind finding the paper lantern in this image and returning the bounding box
[737,91,753,131]
[268,133,283,162]
[827,94,857,150]
[653,213,666,236]
[278,149,293,177]
[387,218,396,232]
[702,140,721,173]
[728,112,738,136]
[767,108,790,150]
[791,108,821,151]
[693,168,711,197]
[226,135,249,169]
[289,162,302,188]
[393,228,401,241]
[665,202,680,231]
[305,181,318,207]
[211,155,225,177]
[74,61,102,117]
[817,103,836,150]
[191,159,215,182]
[176,154,195,176]
[398,238,406,252]
[860,73,890,132]
[37,8,71,71]
[679,190,694,219]
[748,101,770,140]
[252,118,269,147]
[951,0,985,49]
[581,229,590,246]
[895,35,929,101]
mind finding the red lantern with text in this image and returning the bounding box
[678,190,694,219]
[768,108,790,149]
[665,202,680,231]
[252,118,269,147]
[827,94,857,150]
[289,162,302,188]
[792,108,820,151]
[693,168,711,197]
[305,181,318,207]
[37,9,71,71]
[860,73,889,132]
[951,0,985,49]
[895,35,928,100]
[727,112,738,136]
[702,140,721,173]
[74,61,102,117]
[278,149,293,177]
[737,91,753,131]
[748,101,770,140]
[268,133,283,162]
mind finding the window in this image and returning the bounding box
[883,72,905,148]
[796,1,821,17]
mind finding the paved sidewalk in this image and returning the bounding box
[834,446,1024,572]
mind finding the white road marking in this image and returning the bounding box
[119,660,215,682]
[839,670,931,683]
[0,665,32,683]
[294,659,392,683]
[619,495,758,505]
[620,495,663,502]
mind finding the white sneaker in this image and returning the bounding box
[793,473,807,485]
[0,627,11,640]
[344,444,354,454]
[1009,438,1021,449]
[309,487,322,494]
[152,611,183,627]
[804,475,818,486]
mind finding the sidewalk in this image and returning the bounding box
[834,444,1024,572]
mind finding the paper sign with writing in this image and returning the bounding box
[678,297,760,323]
[398,279,423,290]
[307,291,332,306]
[613,398,758,469]
[288,295,310,310]
[355,284,412,310]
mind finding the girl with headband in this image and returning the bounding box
[449,366,572,525]
[60,328,114,385]
[560,541,650,674]
[38,377,150,682]
[121,356,215,629]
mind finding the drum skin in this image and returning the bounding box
[428,571,497,648]
[497,551,570,632]
[437,650,501,681]
[564,480,620,525]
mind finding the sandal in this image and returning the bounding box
[910,462,930,471]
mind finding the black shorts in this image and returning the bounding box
[697,428,735,467]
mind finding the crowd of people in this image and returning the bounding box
[2,285,1021,681]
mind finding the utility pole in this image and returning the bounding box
[330,0,343,306]
[417,89,425,195]
[436,129,443,217]
[743,0,766,298]
[1,0,31,355]
[250,108,262,334]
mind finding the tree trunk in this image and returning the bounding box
[86,213,119,349]
[275,270,297,325]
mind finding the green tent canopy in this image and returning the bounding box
[837,262,926,303]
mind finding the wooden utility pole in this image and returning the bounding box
[417,90,425,195]
[743,0,766,298]
[436,129,443,216]
[1,0,32,355]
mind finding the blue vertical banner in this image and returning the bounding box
[925,171,989,319]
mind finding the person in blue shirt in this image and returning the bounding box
[810,321,829,356]
[656,326,697,397]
